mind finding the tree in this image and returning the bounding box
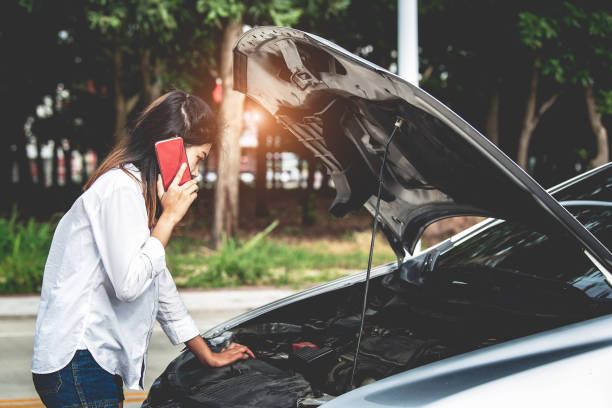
[196,0,349,248]
[84,0,189,143]
[517,2,611,169]
[514,56,560,170]
[5,0,220,214]
[419,0,526,147]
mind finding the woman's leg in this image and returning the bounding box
[33,350,123,407]
[33,366,79,407]
[114,374,125,408]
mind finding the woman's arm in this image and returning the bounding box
[152,163,199,247]
[85,186,166,303]
[155,164,254,366]
[84,164,196,303]
[156,267,255,366]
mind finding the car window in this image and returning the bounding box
[552,166,612,202]
[436,206,612,301]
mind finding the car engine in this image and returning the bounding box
[145,321,454,407]
[144,258,595,408]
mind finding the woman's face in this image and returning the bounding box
[185,143,212,179]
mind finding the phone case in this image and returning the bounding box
[155,137,192,191]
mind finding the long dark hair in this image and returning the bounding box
[84,90,217,227]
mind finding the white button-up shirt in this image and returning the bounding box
[31,163,200,390]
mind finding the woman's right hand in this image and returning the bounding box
[204,343,256,367]
[156,163,198,225]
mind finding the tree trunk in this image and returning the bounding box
[140,49,153,105]
[320,170,331,192]
[585,83,609,168]
[51,140,59,187]
[255,127,269,217]
[14,134,33,214]
[35,137,45,186]
[140,50,163,105]
[63,147,71,186]
[112,47,139,144]
[516,64,539,170]
[301,155,317,225]
[80,149,88,184]
[485,86,500,146]
[306,155,316,191]
[151,57,163,101]
[0,126,17,207]
[211,19,245,248]
[15,133,32,187]
[113,48,127,144]
[516,59,559,170]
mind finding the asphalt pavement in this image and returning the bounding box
[0,288,295,407]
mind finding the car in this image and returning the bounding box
[142,26,612,408]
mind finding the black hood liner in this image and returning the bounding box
[232,26,611,270]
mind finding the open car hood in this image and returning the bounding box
[233,26,611,269]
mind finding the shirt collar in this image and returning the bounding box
[124,163,140,173]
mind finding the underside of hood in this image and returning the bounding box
[232,26,611,269]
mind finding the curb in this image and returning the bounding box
[0,288,296,319]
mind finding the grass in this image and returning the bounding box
[0,207,58,294]
[0,211,396,294]
[166,223,396,289]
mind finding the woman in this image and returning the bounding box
[31,90,254,407]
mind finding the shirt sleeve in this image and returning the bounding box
[156,267,200,345]
[85,185,167,302]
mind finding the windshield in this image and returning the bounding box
[436,205,612,301]
[551,166,612,202]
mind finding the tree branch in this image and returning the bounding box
[535,92,559,121]
[585,83,609,167]
[206,66,219,79]
[126,93,140,113]
[200,58,219,79]
[421,64,434,83]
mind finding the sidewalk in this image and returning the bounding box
[0,287,296,318]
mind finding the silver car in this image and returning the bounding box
[143,27,612,408]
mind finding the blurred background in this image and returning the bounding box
[0,0,610,295]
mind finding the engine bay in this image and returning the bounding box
[227,319,454,400]
[145,310,459,407]
[143,258,594,408]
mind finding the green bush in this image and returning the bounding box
[186,221,280,286]
[183,235,393,288]
[178,221,394,288]
[0,208,57,294]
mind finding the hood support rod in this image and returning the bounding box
[348,118,403,391]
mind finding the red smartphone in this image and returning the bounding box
[155,137,192,191]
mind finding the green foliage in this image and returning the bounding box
[183,221,282,286]
[86,1,129,34]
[0,208,56,294]
[518,11,559,51]
[182,237,392,288]
[302,0,350,20]
[596,89,612,116]
[196,0,246,25]
[166,225,394,288]
[85,0,183,40]
[518,2,611,91]
[193,0,312,32]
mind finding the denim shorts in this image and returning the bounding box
[32,350,124,407]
